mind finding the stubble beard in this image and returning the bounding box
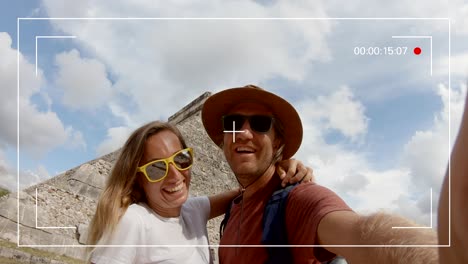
[231,160,274,188]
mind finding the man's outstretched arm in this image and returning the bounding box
[318,210,438,264]
[438,91,468,263]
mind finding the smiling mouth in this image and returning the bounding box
[165,182,184,193]
[235,147,255,154]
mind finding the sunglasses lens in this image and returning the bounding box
[223,115,245,131]
[140,148,193,182]
[173,149,193,170]
[250,115,273,133]
[145,161,167,181]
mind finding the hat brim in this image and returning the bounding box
[201,86,302,160]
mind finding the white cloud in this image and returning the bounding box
[55,49,113,110]
[0,149,52,191]
[324,0,467,35]
[298,86,368,142]
[65,128,87,151]
[107,102,138,128]
[0,32,86,159]
[23,165,51,187]
[0,32,43,148]
[0,33,42,99]
[402,129,446,193]
[334,172,370,194]
[392,194,433,226]
[0,33,86,190]
[40,1,334,127]
[352,169,412,214]
[20,165,51,190]
[293,82,466,225]
[450,2,468,35]
[296,130,413,220]
[42,0,329,19]
[0,150,15,191]
[96,126,134,156]
[436,51,468,77]
[399,82,466,219]
[18,100,68,157]
[295,87,376,204]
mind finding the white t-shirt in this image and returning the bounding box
[91,196,211,264]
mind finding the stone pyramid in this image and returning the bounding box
[0,92,238,261]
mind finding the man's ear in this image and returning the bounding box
[273,138,282,151]
[272,141,285,164]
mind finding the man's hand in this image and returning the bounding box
[438,91,468,264]
[276,159,314,187]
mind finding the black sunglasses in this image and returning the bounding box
[222,115,275,133]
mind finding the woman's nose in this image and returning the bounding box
[165,163,183,180]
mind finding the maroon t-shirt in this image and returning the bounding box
[219,179,351,264]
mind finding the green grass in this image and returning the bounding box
[0,256,25,264]
[0,239,85,264]
[0,187,10,198]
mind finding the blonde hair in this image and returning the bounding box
[87,121,187,249]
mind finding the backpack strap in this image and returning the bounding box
[262,184,349,264]
[219,183,347,264]
[219,200,233,240]
[261,183,298,264]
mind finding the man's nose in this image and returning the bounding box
[235,120,254,141]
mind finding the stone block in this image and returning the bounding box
[0,196,18,220]
[0,217,19,242]
[77,224,88,245]
[19,204,37,228]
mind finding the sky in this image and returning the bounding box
[0,0,467,228]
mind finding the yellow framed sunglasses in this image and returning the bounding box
[137,148,193,183]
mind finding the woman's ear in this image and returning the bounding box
[132,173,145,202]
[136,172,144,186]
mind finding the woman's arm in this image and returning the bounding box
[276,159,314,187]
[208,189,240,219]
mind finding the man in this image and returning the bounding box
[202,85,439,264]
[438,91,468,264]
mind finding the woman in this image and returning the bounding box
[88,121,311,263]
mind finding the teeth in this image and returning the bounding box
[166,183,184,193]
[236,147,254,152]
